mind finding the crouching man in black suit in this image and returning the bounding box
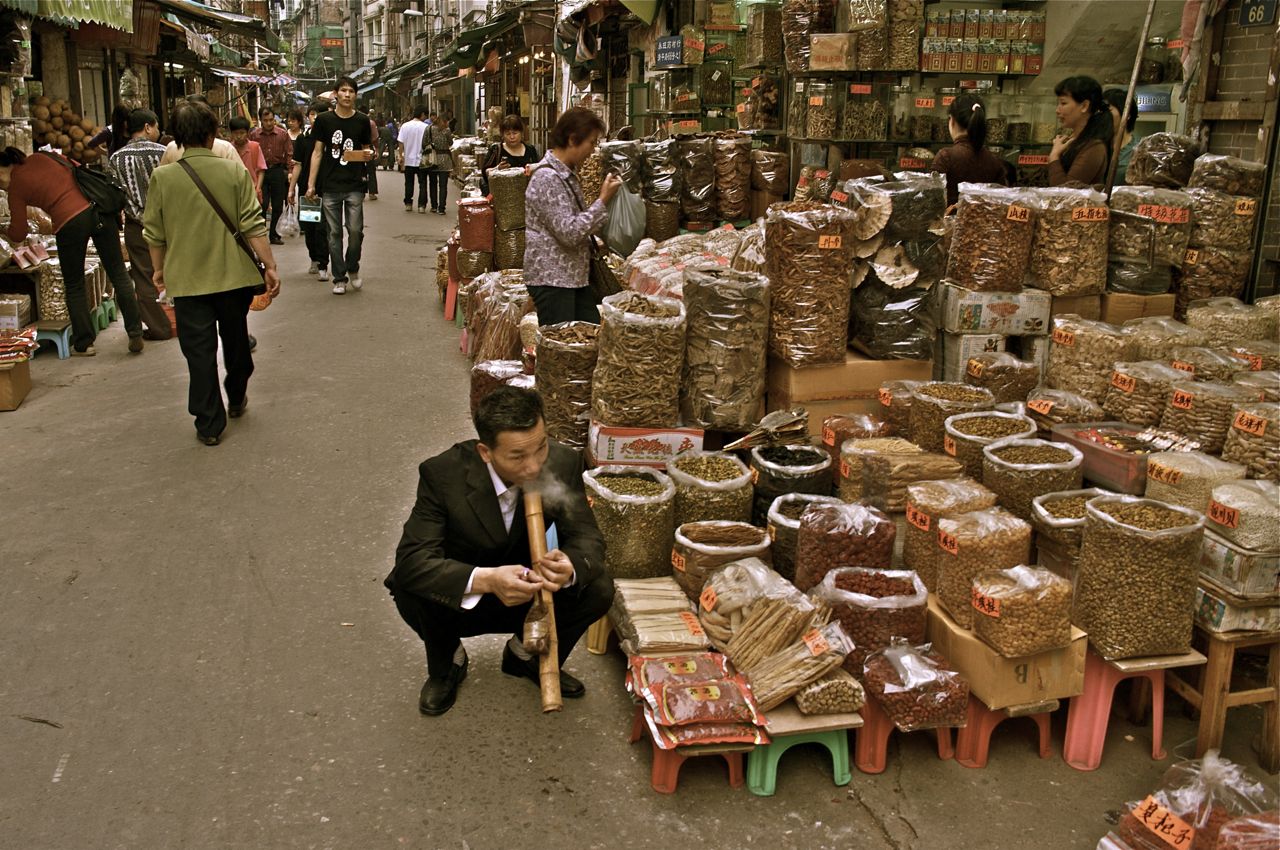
[387,386,613,716]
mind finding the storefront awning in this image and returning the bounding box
[456,15,519,48]
[151,0,266,38]
[349,56,386,83]
[441,40,483,70]
[0,0,135,31]
[383,54,432,87]
[357,81,384,95]
[211,66,296,86]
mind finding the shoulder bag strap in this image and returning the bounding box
[176,159,265,279]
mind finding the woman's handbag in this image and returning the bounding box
[587,237,621,301]
[177,160,267,295]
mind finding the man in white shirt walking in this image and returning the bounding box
[396,106,429,213]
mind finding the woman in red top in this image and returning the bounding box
[0,147,143,355]
[932,92,1008,207]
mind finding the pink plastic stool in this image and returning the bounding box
[628,703,747,794]
[1063,649,1168,771]
[955,696,1055,769]
[855,696,955,774]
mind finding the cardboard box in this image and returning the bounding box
[939,282,1051,336]
[0,357,31,411]
[1194,584,1280,633]
[809,33,858,70]
[1050,295,1101,321]
[1199,530,1279,599]
[937,333,1005,381]
[926,596,1087,709]
[767,350,933,405]
[586,420,704,469]
[1099,293,1176,325]
[0,294,31,331]
[1007,335,1049,379]
[751,190,786,220]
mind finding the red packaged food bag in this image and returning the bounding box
[649,675,766,727]
[627,652,734,702]
[641,706,770,750]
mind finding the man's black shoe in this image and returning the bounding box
[228,397,248,419]
[269,236,284,245]
[501,643,585,698]
[419,653,468,716]
[248,334,257,353]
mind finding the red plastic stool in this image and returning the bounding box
[1063,647,1205,772]
[955,696,1056,769]
[854,696,955,774]
[628,704,748,794]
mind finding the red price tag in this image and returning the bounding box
[1147,461,1183,486]
[1017,154,1049,165]
[1007,204,1031,222]
[1130,796,1196,849]
[907,503,931,531]
[818,234,843,249]
[849,84,872,95]
[735,103,746,113]
[938,530,959,555]
[914,97,936,108]
[767,523,777,542]
[1207,500,1239,529]
[1171,360,1196,375]
[1028,398,1055,415]
[972,588,1001,618]
[878,387,893,407]
[750,466,760,485]
[802,629,830,656]
[839,459,852,479]
[942,95,955,106]
[899,157,926,168]
[831,190,849,203]
[1111,371,1137,393]
[699,586,718,612]
[809,95,825,106]
[586,493,595,508]
[1235,198,1257,216]
[672,550,687,572]
[1233,409,1269,437]
[1071,206,1110,222]
[1171,390,1195,410]
[1052,328,1076,346]
[943,433,957,456]
[815,170,830,178]
[680,611,705,636]
[1246,353,1264,371]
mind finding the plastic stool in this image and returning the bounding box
[748,729,851,796]
[35,320,71,360]
[91,304,107,331]
[101,296,117,323]
[955,696,1055,769]
[855,696,955,774]
[628,703,745,794]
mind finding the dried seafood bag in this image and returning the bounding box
[764,201,859,366]
[981,437,1085,523]
[731,222,767,275]
[747,4,784,66]
[783,0,835,73]
[1159,380,1253,454]
[668,452,754,528]
[470,360,524,415]
[943,411,1037,479]
[700,60,732,106]
[1125,132,1202,188]
[1124,317,1209,361]
[751,149,790,195]
[600,139,643,194]
[849,279,937,360]
[903,478,998,591]
[1046,315,1133,403]
[1103,361,1187,427]
[813,566,928,675]
[672,521,772,601]
[674,136,715,223]
[909,382,996,453]
[862,640,970,732]
[1027,187,1108,296]
[697,556,824,661]
[680,267,769,431]
[457,198,495,252]
[1207,480,1280,550]
[488,167,529,232]
[963,352,1041,404]
[640,138,681,203]
[1228,339,1280,372]
[591,292,686,428]
[1144,451,1245,514]
[795,668,866,715]
[766,493,843,583]
[746,620,854,712]
[493,227,526,270]
[583,467,677,579]
[1222,401,1280,481]
[837,436,922,501]
[748,73,782,132]
[713,135,751,221]
[860,449,964,513]
[749,444,833,526]
[1107,258,1173,295]
[1188,152,1268,198]
[1174,245,1252,317]
[794,501,896,592]
[1169,346,1246,383]
[1233,370,1280,403]
[473,284,531,362]
[1184,297,1278,345]
[1109,186,1193,268]
[1074,495,1204,660]
[821,413,891,463]
[643,201,679,242]
[1118,751,1277,850]
[944,184,1035,292]
[936,507,1032,628]
[610,577,711,655]
[535,322,598,449]
[1030,488,1110,584]
[1187,187,1258,248]
[879,379,922,436]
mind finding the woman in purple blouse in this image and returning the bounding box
[523,108,622,325]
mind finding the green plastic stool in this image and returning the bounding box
[747,729,852,796]
[101,296,117,323]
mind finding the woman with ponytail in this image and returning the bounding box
[1049,76,1114,187]
[932,92,1008,206]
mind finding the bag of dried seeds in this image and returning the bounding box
[794,501,896,592]
[672,520,772,601]
[1206,480,1280,550]
[668,452,754,528]
[1030,488,1109,585]
[766,493,844,583]
[795,668,866,715]
[1144,451,1246,514]
[1232,370,1280,403]
[1046,315,1133,403]
[981,437,1084,523]
[488,166,529,231]
[908,382,996,453]
[583,467,677,579]
[903,478,998,591]
[592,291,686,428]
[1227,339,1280,372]
[1184,297,1278,345]
[1168,346,1243,383]
[1221,401,1280,481]
[862,640,970,732]
[942,411,1037,479]
[878,379,922,435]
[1123,317,1208,362]
[1025,386,1105,435]
[812,567,928,673]
[680,267,770,431]
[963,352,1041,405]
[944,183,1036,293]
[936,507,1032,628]
[1158,380,1253,454]
[1173,246,1252,317]
[971,565,1074,658]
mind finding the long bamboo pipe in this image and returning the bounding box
[523,491,562,713]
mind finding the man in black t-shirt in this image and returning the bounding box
[305,77,374,295]
[288,102,331,280]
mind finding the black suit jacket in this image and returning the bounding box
[386,440,606,610]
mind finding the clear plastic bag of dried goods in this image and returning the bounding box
[676,136,716,222]
[600,139,643,193]
[583,467,677,580]
[469,359,524,416]
[579,148,605,205]
[783,0,836,73]
[981,437,1084,523]
[667,452,754,528]
[1109,186,1194,268]
[745,620,854,711]
[1214,810,1280,850]
[971,565,1074,658]
[963,352,1041,405]
[795,668,866,715]
[1188,153,1267,198]
[1125,132,1202,188]
[863,639,970,732]
[1159,379,1253,455]
[456,249,492,279]
[672,521,772,602]
[1232,370,1280,403]
[1074,494,1205,660]
[1103,361,1187,427]
[1124,317,1208,362]
[909,382,996,453]
[766,493,843,584]
[936,507,1032,628]
[458,197,495,252]
[488,167,529,231]
[1106,258,1174,295]
[1227,339,1280,372]
[840,0,886,31]
[836,436,922,501]
[592,291,686,428]
[749,73,782,131]
[749,444,833,525]
[731,221,768,274]
[641,138,681,203]
[1168,346,1243,383]
[794,501,896,592]
[751,149,790,194]
[1116,751,1276,850]
[715,136,752,222]
[535,322,598,449]
[1028,186,1108,296]
[944,183,1036,293]
[1046,315,1133,403]
[473,284,532,362]
[680,267,770,431]
[1174,245,1253,317]
[1029,488,1109,584]
[680,23,706,65]
[879,379,923,435]
[1185,297,1278,345]
[1208,481,1280,552]
[943,411,1038,479]
[1186,187,1259,249]
[820,413,892,463]
[849,279,937,361]
[604,184,646,257]
[902,478,997,591]
[698,556,825,663]
[1221,401,1280,481]
[812,567,927,673]
[1144,451,1245,514]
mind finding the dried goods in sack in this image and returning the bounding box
[469,360,524,416]
[457,249,492,279]
[849,279,936,360]
[749,444,833,526]
[795,668,866,715]
[766,493,843,583]
[1029,488,1109,585]
[731,222,768,275]
[745,621,854,711]
[1159,380,1253,454]
[1107,259,1173,295]
[982,438,1084,523]
[909,382,995,453]
[681,267,770,431]
[751,149,790,194]
[1214,810,1280,850]
[1028,187,1108,296]
[1046,314,1133,403]
[782,0,835,73]
[599,140,643,193]
[1124,317,1208,361]
[1125,132,1201,188]
[1206,480,1280,549]
[644,201,680,242]
[592,292,686,428]
[1168,346,1244,383]
[535,321,598,449]
[746,4,784,66]
[583,467,677,579]
[1188,153,1268,197]
[668,452,754,528]
[1109,186,1193,268]
[1227,339,1280,372]
[649,675,764,726]
[1221,401,1280,481]
[579,149,604,205]
[837,437,923,501]
[963,352,1041,404]
[886,21,919,70]
[1173,246,1252,317]
[473,285,532,362]
[1232,370,1280,403]
[1144,451,1246,514]
[1184,297,1278,344]
[936,507,1032,628]
[820,413,892,463]
[903,478,997,591]
[971,566,1074,658]
[458,198,495,252]
[714,134,751,221]
[672,521,772,601]
[942,411,1037,481]
[794,501,896,592]
[641,139,681,203]
[1074,495,1204,660]
[697,556,827,662]
[878,379,922,435]
[812,567,928,672]
[944,183,1035,292]
[627,652,733,696]
[488,167,529,231]
[493,227,526,270]
[1103,361,1187,427]
[1186,187,1258,249]
[677,136,716,222]
[862,640,970,732]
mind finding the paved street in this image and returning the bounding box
[0,185,1268,850]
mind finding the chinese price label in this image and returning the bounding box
[750,466,760,485]
[1171,360,1196,375]
[850,83,872,95]
[971,588,1001,617]
[822,426,836,446]
[767,523,777,542]
[680,611,705,636]
[809,95,826,106]
[938,530,960,556]
[1233,409,1269,437]
[1018,154,1049,165]
[899,157,926,169]
[1007,204,1031,222]
[672,550,687,572]
[907,503,931,531]
[840,459,851,479]
[1071,206,1110,222]
[1052,328,1076,346]
[1027,398,1055,415]
[831,190,849,203]
[1147,461,1183,486]
[1235,198,1258,215]
[699,586,718,612]
[1136,204,1191,224]
[915,97,936,108]
[1111,371,1137,393]
[1184,248,1200,266]
[1171,390,1195,410]
[878,387,893,407]
[942,95,955,106]
[818,234,843,249]
[943,433,957,456]
[1207,500,1240,529]
[1130,796,1196,849]
[802,629,830,656]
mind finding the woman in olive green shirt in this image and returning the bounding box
[144,100,281,445]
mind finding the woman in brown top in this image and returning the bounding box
[1049,76,1114,188]
[932,92,1008,207]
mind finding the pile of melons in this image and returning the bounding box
[30,96,103,163]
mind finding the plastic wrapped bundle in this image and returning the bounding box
[1169,346,1244,383]
[1124,316,1209,361]
[943,412,1037,479]
[610,577,710,655]
[782,0,836,73]
[1221,401,1280,481]
[668,452,754,528]
[963,352,1041,404]
[981,438,1084,523]
[680,267,770,431]
[535,322,598,448]
[764,201,859,366]
[494,228,526,270]
[1173,246,1252,317]
[643,201,680,242]
[1186,187,1258,248]
[641,139,680,203]
[1185,297,1278,344]
[749,444,833,526]
[583,467,677,579]
[861,172,946,243]
[860,450,964,513]
[714,135,751,221]
[746,621,854,711]
[812,567,928,673]
[944,184,1035,292]
[671,521,771,601]
[1028,187,1108,296]
[936,507,1032,628]
[1074,495,1204,660]
[903,478,997,591]
[1188,152,1267,197]
[751,149,790,194]
[748,72,782,131]
[836,436,922,501]
[746,4,784,66]
[680,23,705,64]
[1046,315,1133,403]
[1233,370,1280,403]
[1144,451,1246,514]
[731,222,767,275]
[820,413,892,463]
[1159,380,1253,454]
[458,198,495,252]
[1125,132,1202,188]
[862,640,970,732]
[592,292,686,428]
[676,136,716,222]
[1214,811,1280,850]
[766,493,843,583]
[1030,488,1108,584]
[1207,480,1280,549]
[850,279,936,360]
[697,556,825,661]
[908,382,996,453]
[469,359,524,416]
[488,167,529,231]
[1106,259,1173,295]
[1109,186,1193,268]
[1103,361,1187,427]
[794,501,896,592]
[971,566,1074,658]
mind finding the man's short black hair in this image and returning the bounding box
[335,75,357,93]
[473,386,544,447]
[171,101,219,148]
[414,105,428,119]
[228,116,251,133]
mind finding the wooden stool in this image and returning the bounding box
[627,703,747,794]
[1166,626,1280,774]
[34,319,71,359]
[1063,647,1206,772]
[854,695,955,775]
[586,615,612,656]
[955,697,1057,769]
[747,701,861,796]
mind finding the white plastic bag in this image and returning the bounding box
[279,204,300,239]
[605,185,647,257]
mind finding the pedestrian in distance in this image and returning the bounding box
[249,106,293,245]
[288,102,332,281]
[306,76,374,295]
[143,100,280,446]
[396,105,429,213]
[424,110,453,214]
[108,107,171,340]
[228,116,267,204]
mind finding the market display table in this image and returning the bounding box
[955,697,1058,769]
[1165,625,1280,773]
[1062,647,1206,772]
[747,701,862,796]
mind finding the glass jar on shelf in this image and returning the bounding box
[1004,94,1031,144]
[842,81,887,141]
[648,73,670,115]
[984,91,1007,145]
[786,76,807,137]
[1031,98,1057,144]
[805,80,839,140]
[910,88,941,143]
[700,61,734,106]
[1165,32,1184,82]
[749,71,782,131]
[1139,36,1167,84]
[890,83,914,141]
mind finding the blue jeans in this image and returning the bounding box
[322,190,365,282]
